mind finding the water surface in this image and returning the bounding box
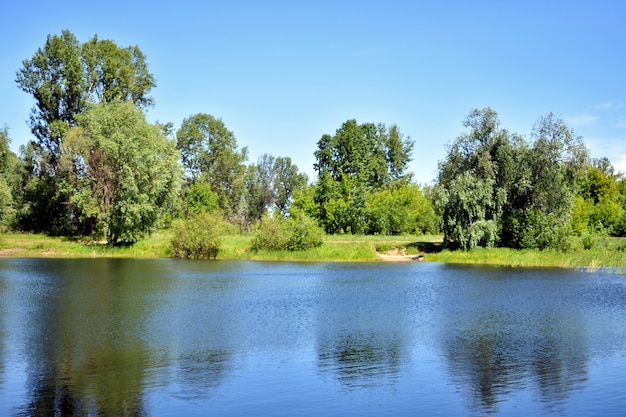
[0,259,625,416]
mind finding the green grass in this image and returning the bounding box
[0,232,172,258]
[426,238,626,271]
[218,234,380,262]
[0,231,624,271]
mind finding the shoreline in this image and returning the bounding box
[0,232,625,270]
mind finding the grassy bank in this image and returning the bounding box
[0,232,625,270]
[0,232,172,258]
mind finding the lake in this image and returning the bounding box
[0,259,625,416]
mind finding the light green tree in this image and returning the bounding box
[0,127,21,227]
[60,102,181,244]
[366,184,439,235]
[571,160,624,235]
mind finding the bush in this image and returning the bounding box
[170,212,225,259]
[251,214,324,251]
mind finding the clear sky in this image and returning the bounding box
[1,0,625,183]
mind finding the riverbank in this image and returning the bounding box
[0,232,625,270]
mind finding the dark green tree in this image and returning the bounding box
[244,154,308,226]
[176,114,248,219]
[314,120,413,189]
[16,29,155,169]
[15,30,157,234]
[313,119,414,234]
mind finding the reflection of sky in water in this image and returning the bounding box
[0,259,625,416]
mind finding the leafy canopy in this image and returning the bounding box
[61,101,181,244]
[16,29,155,167]
[436,108,588,250]
[312,119,416,234]
[176,113,248,219]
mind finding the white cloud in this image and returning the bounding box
[567,114,598,126]
[585,137,626,174]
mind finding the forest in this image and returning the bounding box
[2,30,626,258]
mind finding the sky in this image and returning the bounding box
[1,0,625,183]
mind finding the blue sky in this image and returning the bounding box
[1,0,625,183]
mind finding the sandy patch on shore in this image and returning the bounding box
[377,248,424,262]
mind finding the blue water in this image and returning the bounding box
[0,259,625,416]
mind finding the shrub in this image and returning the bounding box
[170,212,225,259]
[251,214,324,251]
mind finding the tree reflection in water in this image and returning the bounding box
[12,259,154,417]
[442,309,588,415]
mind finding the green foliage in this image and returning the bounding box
[251,213,324,251]
[0,127,21,228]
[366,184,438,235]
[244,154,308,227]
[170,212,226,259]
[437,108,588,250]
[312,120,415,234]
[510,209,572,251]
[184,182,219,215]
[572,163,624,236]
[176,114,248,219]
[60,102,181,244]
[14,30,157,236]
[315,120,414,188]
[15,30,155,167]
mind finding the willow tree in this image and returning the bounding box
[60,102,181,244]
[436,109,588,250]
[436,108,518,249]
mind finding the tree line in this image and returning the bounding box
[1,30,625,253]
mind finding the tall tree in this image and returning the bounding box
[436,109,588,250]
[503,113,588,249]
[313,119,414,233]
[314,120,413,189]
[244,154,308,225]
[176,114,248,219]
[15,30,157,234]
[60,102,181,244]
[436,108,516,248]
[16,30,156,169]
